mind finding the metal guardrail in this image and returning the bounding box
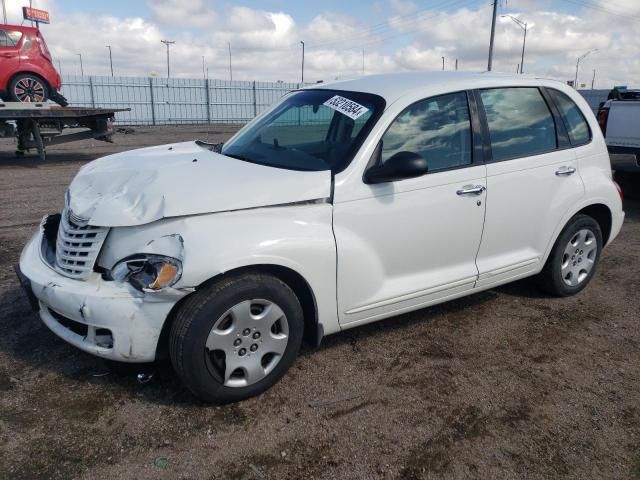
[59,75,303,126]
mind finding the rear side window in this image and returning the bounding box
[381,91,472,172]
[0,30,22,47]
[480,87,557,161]
[548,89,591,145]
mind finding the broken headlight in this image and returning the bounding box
[111,255,182,291]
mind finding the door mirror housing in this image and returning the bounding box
[364,150,428,184]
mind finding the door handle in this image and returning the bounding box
[0,53,15,58]
[555,166,576,176]
[456,185,486,196]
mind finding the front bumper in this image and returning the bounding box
[18,231,181,362]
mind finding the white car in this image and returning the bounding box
[17,72,624,403]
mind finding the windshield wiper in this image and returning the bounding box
[195,140,223,153]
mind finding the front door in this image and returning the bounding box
[333,91,487,326]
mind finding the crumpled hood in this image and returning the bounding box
[68,141,332,227]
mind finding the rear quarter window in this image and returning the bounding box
[0,30,22,47]
[547,89,591,145]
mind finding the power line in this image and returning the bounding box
[308,0,470,51]
[562,0,640,21]
[330,0,474,53]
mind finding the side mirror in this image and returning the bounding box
[364,150,428,184]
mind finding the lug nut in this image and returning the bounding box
[233,338,241,347]
[252,332,261,339]
[250,344,258,352]
[242,328,251,336]
[238,348,247,356]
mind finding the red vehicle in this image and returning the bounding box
[0,24,67,106]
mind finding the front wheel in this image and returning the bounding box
[538,214,603,296]
[9,74,49,103]
[169,273,304,404]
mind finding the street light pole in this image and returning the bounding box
[300,41,305,83]
[501,15,527,74]
[2,0,7,25]
[106,45,114,77]
[228,42,232,81]
[442,56,445,71]
[574,49,597,89]
[487,0,498,71]
[160,40,175,78]
[77,53,84,77]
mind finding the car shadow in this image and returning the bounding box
[0,281,505,407]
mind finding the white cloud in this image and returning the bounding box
[2,0,638,88]
[147,0,216,28]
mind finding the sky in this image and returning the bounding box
[3,0,640,87]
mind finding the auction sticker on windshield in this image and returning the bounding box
[323,95,369,120]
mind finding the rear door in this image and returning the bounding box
[474,86,584,288]
[0,29,22,84]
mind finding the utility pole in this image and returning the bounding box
[2,0,7,25]
[442,56,445,71]
[574,49,597,89]
[106,45,114,77]
[591,69,596,89]
[160,40,175,78]
[228,42,233,81]
[202,55,206,79]
[455,58,458,71]
[501,15,527,74]
[77,53,84,77]
[487,0,498,71]
[300,41,305,83]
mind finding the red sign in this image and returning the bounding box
[22,7,50,24]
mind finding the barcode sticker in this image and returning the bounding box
[323,95,369,120]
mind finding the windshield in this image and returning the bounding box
[222,89,385,172]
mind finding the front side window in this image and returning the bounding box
[380,92,472,172]
[0,30,22,47]
[480,87,557,161]
[222,89,384,172]
[548,89,591,145]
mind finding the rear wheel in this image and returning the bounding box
[9,74,49,103]
[538,214,603,296]
[169,273,304,404]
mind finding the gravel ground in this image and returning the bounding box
[0,125,639,480]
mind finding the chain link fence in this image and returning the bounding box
[59,75,302,126]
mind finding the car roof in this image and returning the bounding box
[309,71,570,105]
[0,24,38,33]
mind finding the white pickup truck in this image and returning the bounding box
[597,89,640,174]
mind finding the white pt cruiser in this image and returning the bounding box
[17,73,624,403]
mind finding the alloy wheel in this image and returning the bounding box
[13,77,46,102]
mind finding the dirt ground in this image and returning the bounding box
[0,125,639,480]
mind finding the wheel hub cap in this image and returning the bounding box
[561,228,597,287]
[205,299,289,388]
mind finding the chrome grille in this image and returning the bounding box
[54,208,109,279]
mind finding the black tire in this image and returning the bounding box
[538,214,603,296]
[9,73,49,103]
[169,273,304,404]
